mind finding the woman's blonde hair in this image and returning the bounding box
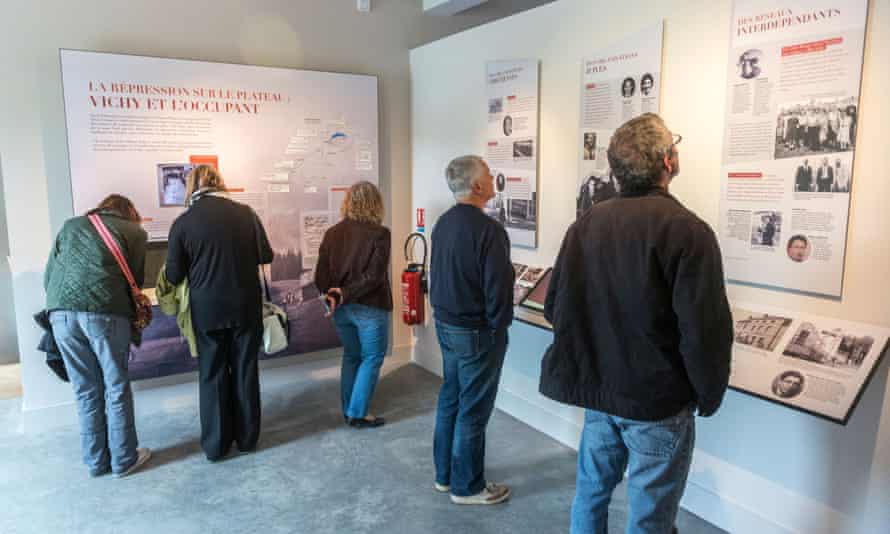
[341,181,384,225]
[184,164,227,201]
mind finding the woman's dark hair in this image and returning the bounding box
[88,194,140,222]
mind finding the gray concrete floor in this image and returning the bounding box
[0,355,725,534]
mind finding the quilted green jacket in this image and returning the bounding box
[44,212,147,319]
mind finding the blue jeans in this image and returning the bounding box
[332,304,389,419]
[570,406,695,534]
[50,311,139,476]
[433,321,508,496]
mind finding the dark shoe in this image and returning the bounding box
[90,465,111,478]
[348,416,385,428]
[205,448,232,463]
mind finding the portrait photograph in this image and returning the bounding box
[157,163,192,207]
[771,370,804,399]
[786,234,811,263]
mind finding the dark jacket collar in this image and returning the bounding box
[619,186,673,200]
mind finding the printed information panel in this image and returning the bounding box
[718,1,868,297]
[484,59,539,248]
[60,50,379,379]
[576,23,664,219]
[730,301,889,424]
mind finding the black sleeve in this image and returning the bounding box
[668,221,734,417]
[314,230,333,296]
[482,226,513,331]
[341,228,391,304]
[253,212,274,265]
[165,219,188,286]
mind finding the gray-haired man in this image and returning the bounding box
[430,155,514,505]
[539,114,733,533]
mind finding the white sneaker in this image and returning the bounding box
[114,448,152,479]
[450,482,511,505]
[434,482,450,493]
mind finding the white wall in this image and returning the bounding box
[0,166,17,364]
[410,1,890,532]
[0,0,552,410]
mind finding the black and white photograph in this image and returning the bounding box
[737,48,763,79]
[794,155,852,193]
[488,97,503,114]
[496,172,506,192]
[830,157,851,192]
[484,173,508,224]
[513,284,531,306]
[576,172,618,219]
[512,262,528,281]
[640,73,655,96]
[793,158,814,192]
[513,139,534,158]
[512,262,530,305]
[771,370,805,399]
[620,76,636,98]
[156,163,191,207]
[503,114,513,136]
[786,234,811,263]
[783,323,875,370]
[519,265,546,287]
[732,308,793,351]
[750,211,781,248]
[582,132,596,161]
[814,156,836,193]
[506,197,535,229]
[775,97,858,159]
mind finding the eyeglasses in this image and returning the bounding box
[671,134,683,147]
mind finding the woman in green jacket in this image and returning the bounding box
[44,194,152,478]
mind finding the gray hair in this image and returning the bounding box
[607,113,673,195]
[445,155,486,200]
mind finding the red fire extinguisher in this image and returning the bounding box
[401,232,428,325]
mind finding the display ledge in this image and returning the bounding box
[514,306,552,331]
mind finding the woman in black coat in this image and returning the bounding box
[165,165,274,461]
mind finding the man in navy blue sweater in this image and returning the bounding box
[430,155,514,505]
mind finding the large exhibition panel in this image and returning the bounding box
[60,50,379,379]
[718,0,869,298]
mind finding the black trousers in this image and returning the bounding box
[195,323,262,461]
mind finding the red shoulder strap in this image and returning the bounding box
[88,214,139,292]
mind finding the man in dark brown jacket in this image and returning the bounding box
[539,114,733,534]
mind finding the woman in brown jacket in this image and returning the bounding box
[315,181,392,428]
